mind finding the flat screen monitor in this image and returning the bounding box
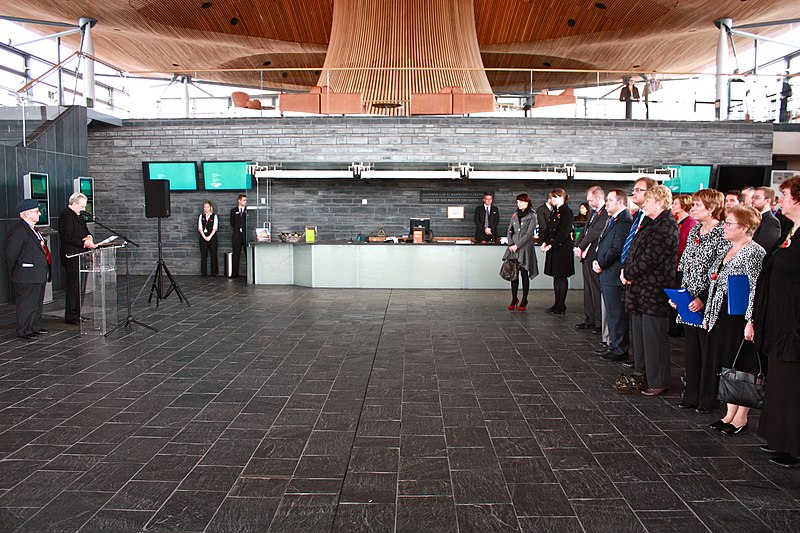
[665,165,712,194]
[36,200,48,226]
[409,218,430,236]
[202,161,251,191]
[30,174,48,198]
[79,177,93,197]
[142,161,199,191]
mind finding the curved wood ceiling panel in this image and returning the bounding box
[1,0,797,95]
[130,0,333,43]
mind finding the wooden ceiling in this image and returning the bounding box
[3,0,797,94]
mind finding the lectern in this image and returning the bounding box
[74,245,124,335]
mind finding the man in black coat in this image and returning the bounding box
[230,194,247,278]
[752,187,782,252]
[58,192,97,324]
[574,186,609,332]
[473,192,500,242]
[5,199,51,340]
[592,190,633,361]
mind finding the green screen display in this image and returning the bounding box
[143,162,198,191]
[79,178,93,197]
[664,165,712,194]
[37,200,48,225]
[202,161,251,191]
[30,174,48,198]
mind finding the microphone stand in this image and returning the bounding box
[86,213,158,336]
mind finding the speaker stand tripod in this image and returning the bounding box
[147,217,190,308]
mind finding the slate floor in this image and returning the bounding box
[0,277,798,533]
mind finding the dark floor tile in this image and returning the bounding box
[0,506,38,532]
[753,509,800,533]
[400,435,447,457]
[499,457,556,484]
[18,490,111,533]
[614,481,687,511]
[230,477,289,498]
[332,503,395,533]
[509,483,573,517]
[341,472,397,503]
[688,501,773,533]
[723,480,799,511]
[348,446,399,474]
[78,509,153,532]
[0,459,47,489]
[295,455,348,478]
[133,454,200,482]
[451,469,511,504]
[571,498,646,533]
[396,496,457,533]
[285,477,343,495]
[145,490,226,532]
[398,479,453,497]
[455,503,520,533]
[449,447,500,470]
[518,516,583,533]
[269,493,338,533]
[242,457,298,477]
[178,465,242,492]
[554,468,619,499]
[0,469,81,506]
[543,446,599,470]
[205,496,280,532]
[661,474,736,503]
[69,461,144,492]
[595,452,662,483]
[636,510,715,533]
[304,431,355,456]
[104,480,178,511]
[491,437,543,457]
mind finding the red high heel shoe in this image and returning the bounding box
[517,302,527,311]
[507,299,518,310]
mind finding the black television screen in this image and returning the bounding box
[142,161,199,191]
[202,161,252,191]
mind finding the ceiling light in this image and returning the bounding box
[567,19,576,27]
[172,63,179,67]
[230,18,238,25]
[262,60,271,66]
[281,71,288,78]
[633,64,640,69]
[543,62,552,67]
[201,2,212,8]
[595,2,607,9]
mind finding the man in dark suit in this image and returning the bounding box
[535,195,552,239]
[5,199,51,340]
[592,189,633,361]
[574,186,609,332]
[58,192,97,324]
[230,193,247,278]
[473,192,500,242]
[752,186,782,251]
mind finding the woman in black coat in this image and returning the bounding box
[541,188,574,314]
[622,184,679,396]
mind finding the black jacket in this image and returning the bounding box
[230,207,247,243]
[473,204,500,242]
[58,208,92,268]
[753,209,782,253]
[596,210,633,287]
[575,206,609,263]
[5,220,49,284]
[543,204,575,277]
[624,209,679,316]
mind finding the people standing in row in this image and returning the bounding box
[5,199,51,340]
[198,201,219,276]
[574,186,608,333]
[541,188,574,314]
[230,194,247,278]
[503,194,538,310]
[535,194,552,238]
[668,193,696,337]
[705,206,765,435]
[621,185,678,396]
[58,193,97,325]
[593,189,633,361]
[724,190,743,211]
[474,192,500,243]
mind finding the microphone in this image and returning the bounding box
[80,211,95,222]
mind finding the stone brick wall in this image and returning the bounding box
[87,117,774,275]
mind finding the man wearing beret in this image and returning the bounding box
[5,199,51,340]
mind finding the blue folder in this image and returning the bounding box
[664,288,704,326]
[727,275,749,316]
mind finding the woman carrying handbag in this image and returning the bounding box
[503,194,538,310]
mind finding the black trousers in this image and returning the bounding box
[231,233,245,277]
[631,312,671,390]
[14,281,45,337]
[681,326,716,410]
[600,283,628,356]
[200,236,218,276]
[582,260,602,326]
[64,264,81,322]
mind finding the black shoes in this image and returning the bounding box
[592,327,602,334]
[620,361,635,370]
[576,323,593,330]
[601,351,629,362]
[722,423,748,435]
[759,445,778,454]
[17,334,37,340]
[770,454,800,468]
[695,407,711,414]
[678,402,696,410]
[36,328,48,334]
[709,420,726,430]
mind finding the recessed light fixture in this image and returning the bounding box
[201,2,212,8]
[230,17,238,25]
[567,19,576,27]
[543,62,552,67]
[172,63,179,67]
[633,64,640,69]
[313,70,321,75]
[263,60,272,66]
[281,71,288,78]
[595,2,607,8]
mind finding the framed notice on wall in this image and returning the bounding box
[447,206,464,219]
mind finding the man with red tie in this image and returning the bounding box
[4,199,51,340]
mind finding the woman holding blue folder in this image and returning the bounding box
[673,189,726,413]
[705,206,765,435]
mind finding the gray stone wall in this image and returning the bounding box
[86,117,774,275]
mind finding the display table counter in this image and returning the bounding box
[250,242,583,289]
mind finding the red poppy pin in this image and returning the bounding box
[711,273,718,281]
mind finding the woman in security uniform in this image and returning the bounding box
[198,200,219,276]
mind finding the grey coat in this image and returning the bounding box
[503,209,539,278]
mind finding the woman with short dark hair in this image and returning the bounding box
[503,194,538,310]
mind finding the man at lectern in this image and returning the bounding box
[58,193,97,325]
[5,199,51,339]
[230,194,247,278]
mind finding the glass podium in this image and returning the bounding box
[74,245,124,335]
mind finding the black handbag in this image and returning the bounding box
[717,339,766,409]
[499,259,518,281]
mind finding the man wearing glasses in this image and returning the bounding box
[4,199,51,340]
